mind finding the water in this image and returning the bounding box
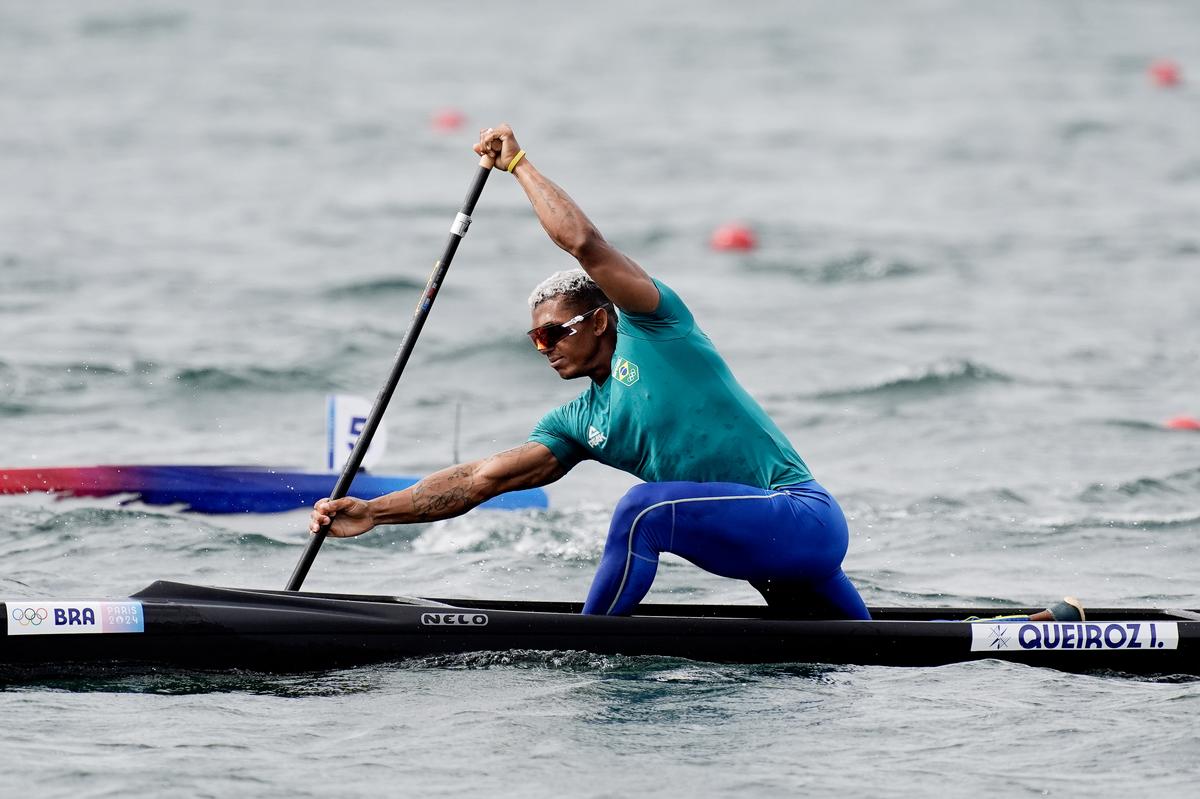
[2,0,1199,795]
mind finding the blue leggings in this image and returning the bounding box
[582,480,870,619]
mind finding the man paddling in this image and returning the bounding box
[310,122,871,619]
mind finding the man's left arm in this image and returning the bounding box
[475,123,660,314]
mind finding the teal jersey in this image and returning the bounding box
[528,280,812,489]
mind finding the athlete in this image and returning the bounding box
[309,123,872,619]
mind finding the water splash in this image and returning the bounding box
[411,507,607,562]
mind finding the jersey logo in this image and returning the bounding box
[587,425,607,448]
[614,357,640,387]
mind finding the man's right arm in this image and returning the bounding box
[310,442,567,537]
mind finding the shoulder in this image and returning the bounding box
[616,279,695,338]
[529,390,595,468]
[534,387,596,432]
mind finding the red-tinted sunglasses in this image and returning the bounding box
[526,304,611,352]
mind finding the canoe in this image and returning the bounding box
[0,465,548,513]
[3,581,1197,677]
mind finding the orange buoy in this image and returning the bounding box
[1165,415,1200,431]
[1149,59,1182,88]
[710,223,757,252]
[431,108,466,132]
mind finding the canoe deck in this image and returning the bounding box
[2,582,1197,678]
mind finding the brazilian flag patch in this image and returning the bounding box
[614,357,640,387]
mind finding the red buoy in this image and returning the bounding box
[431,108,466,132]
[1165,415,1200,431]
[710,223,757,252]
[1149,59,1182,88]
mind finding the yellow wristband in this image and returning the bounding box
[506,150,526,173]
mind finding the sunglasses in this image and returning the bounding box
[526,304,611,352]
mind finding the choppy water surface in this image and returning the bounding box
[2,1,1199,796]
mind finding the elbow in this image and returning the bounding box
[561,227,604,261]
[472,470,507,505]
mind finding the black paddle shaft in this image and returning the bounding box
[286,161,493,591]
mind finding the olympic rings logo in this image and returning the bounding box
[11,607,49,626]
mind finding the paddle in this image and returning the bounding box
[285,155,494,591]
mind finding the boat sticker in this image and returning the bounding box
[421,612,488,627]
[6,601,144,636]
[970,621,1178,652]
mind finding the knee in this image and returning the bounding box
[607,483,673,550]
[611,483,667,524]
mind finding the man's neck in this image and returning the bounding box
[588,343,614,385]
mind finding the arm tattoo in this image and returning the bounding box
[410,465,476,522]
[530,175,584,235]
